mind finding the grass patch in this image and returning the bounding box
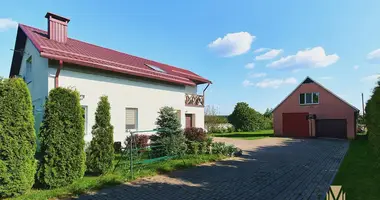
[333,139,380,200]
[10,154,225,200]
[211,129,274,140]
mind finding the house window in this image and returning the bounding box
[300,92,319,105]
[25,56,32,83]
[126,108,138,130]
[82,106,88,135]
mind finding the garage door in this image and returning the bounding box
[282,113,309,137]
[316,119,347,139]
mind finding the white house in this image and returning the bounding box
[9,12,211,143]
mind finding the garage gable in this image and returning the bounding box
[273,77,359,113]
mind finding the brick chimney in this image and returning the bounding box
[45,12,70,43]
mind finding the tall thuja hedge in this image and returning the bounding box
[365,79,380,155]
[86,96,114,174]
[37,88,85,188]
[150,107,187,157]
[0,78,36,197]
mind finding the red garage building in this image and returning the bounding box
[273,77,359,139]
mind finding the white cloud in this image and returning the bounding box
[256,49,283,60]
[353,65,359,70]
[244,62,255,69]
[254,48,270,53]
[367,49,380,63]
[319,76,333,80]
[256,77,297,89]
[267,47,339,70]
[361,74,380,82]
[208,32,255,57]
[0,18,18,32]
[249,72,267,78]
[242,80,254,87]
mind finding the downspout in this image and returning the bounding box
[202,83,211,106]
[202,83,210,96]
[55,60,63,88]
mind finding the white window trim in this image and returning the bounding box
[125,108,138,131]
[299,92,320,105]
[82,105,88,135]
[25,56,32,83]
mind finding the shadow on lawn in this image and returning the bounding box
[73,138,348,200]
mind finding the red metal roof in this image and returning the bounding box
[19,24,211,86]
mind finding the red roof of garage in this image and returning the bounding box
[11,24,211,86]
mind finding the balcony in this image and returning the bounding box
[185,94,204,107]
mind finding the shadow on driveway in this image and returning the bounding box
[75,138,348,200]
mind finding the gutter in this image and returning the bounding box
[55,60,63,88]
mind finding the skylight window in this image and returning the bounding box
[146,64,166,73]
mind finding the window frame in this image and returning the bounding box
[81,105,88,135]
[125,108,138,131]
[25,56,32,83]
[299,92,320,105]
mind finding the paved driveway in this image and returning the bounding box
[76,137,348,200]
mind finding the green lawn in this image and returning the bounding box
[333,139,380,200]
[10,154,225,200]
[211,129,274,140]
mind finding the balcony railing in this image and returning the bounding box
[185,94,204,107]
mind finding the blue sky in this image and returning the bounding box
[0,0,379,114]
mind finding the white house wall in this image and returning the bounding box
[18,38,49,136]
[47,65,205,143]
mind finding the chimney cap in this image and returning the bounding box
[45,12,70,23]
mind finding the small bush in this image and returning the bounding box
[227,126,235,133]
[211,142,237,156]
[124,134,149,149]
[37,87,86,188]
[151,107,187,157]
[157,134,187,157]
[86,96,114,175]
[187,142,199,155]
[184,127,207,142]
[199,142,208,154]
[0,78,36,197]
[114,142,122,153]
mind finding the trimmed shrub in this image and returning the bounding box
[124,134,149,149]
[184,127,207,142]
[86,96,114,175]
[151,107,187,157]
[37,88,85,188]
[157,134,187,157]
[227,126,235,133]
[228,102,263,132]
[211,142,237,156]
[187,142,199,155]
[114,142,122,153]
[365,79,380,155]
[199,142,208,154]
[0,78,36,197]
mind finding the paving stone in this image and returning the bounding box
[74,137,348,200]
